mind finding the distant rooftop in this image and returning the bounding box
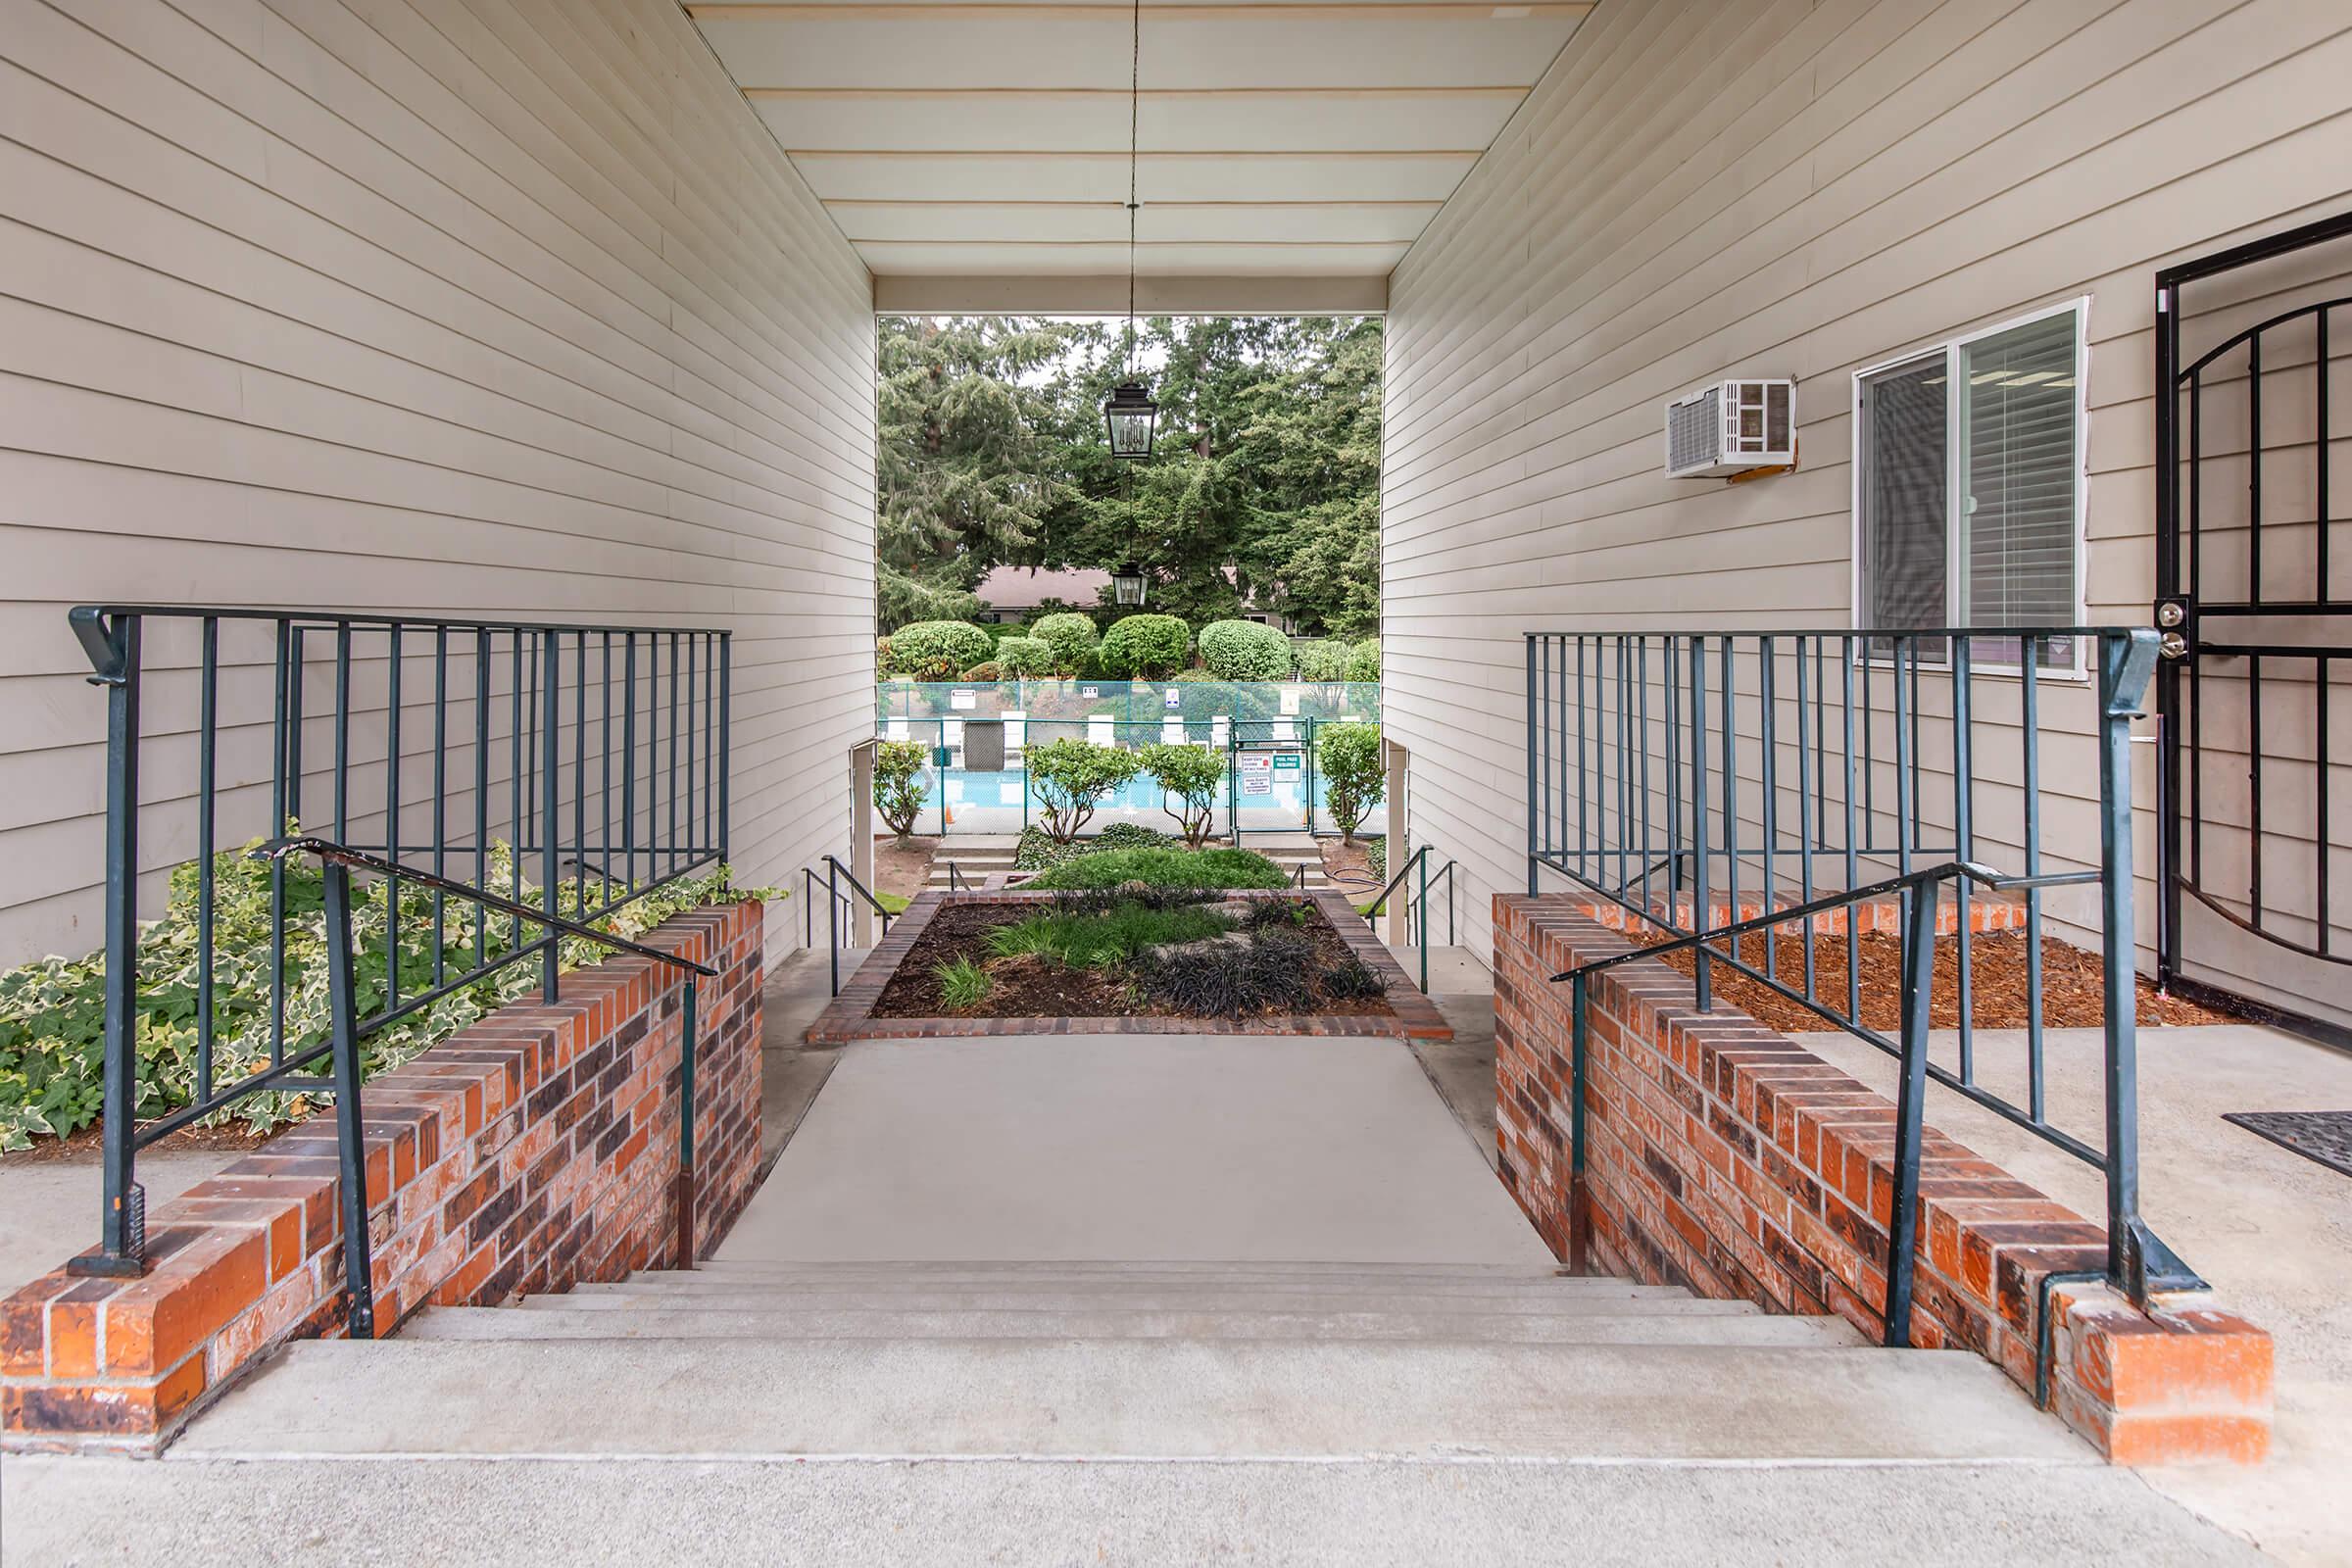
[974,565,1110,612]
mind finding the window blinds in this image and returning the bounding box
[1961,312,2079,631]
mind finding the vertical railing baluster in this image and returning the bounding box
[1951,637,1973,1084]
[1638,636,1652,918]
[602,632,614,912]
[473,630,492,967]
[1760,635,1777,981]
[541,628,562,1001]
[668,631,681,883]
[1689,637,1710,1006]
[270,620,292,1067]
[1568,973,1592,1275]
[1796,635,1817,1001]
[1719,637,1737,975]
[80,611,144,1272]
[717,631,732,866]
[431,628,448,988]
[196,616,218,1107]
[625,634,640,896]
[510,630,525,952]
[1841,637,1861,1022]
[385,625,403,1016]
[1882,875,1936,1349]
[575,631,588,910]
[321,860,376,1342]
[2023,645,2047,1122]
[333,622,352,846]
[1525,636,1540,892]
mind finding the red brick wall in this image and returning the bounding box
[1494,894,2272,1465]
[0,899,763,1453]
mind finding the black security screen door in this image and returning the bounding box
[2154,211,2352,1050]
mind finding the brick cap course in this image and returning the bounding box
[806,889,1451,1043]
[1491,892,2273,1467]
[1,900,766,1455]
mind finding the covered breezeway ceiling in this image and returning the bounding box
[683,1,1595,313]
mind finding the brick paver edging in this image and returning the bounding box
[0,900,765,1455]
[1493,893,2272,1466]
[806,890,1450,1043]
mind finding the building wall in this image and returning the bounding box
[0,0,877,964]
[1382,0,2352,1024]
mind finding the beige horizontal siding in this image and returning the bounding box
[1383,0,2352,1027]
[0,0,877,964]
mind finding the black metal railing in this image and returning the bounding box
[1360,845,1456,994]
[66,604,730,1278]
[803,854,895,996]
[265,838,717,1336]
[1526,625,2203,1333]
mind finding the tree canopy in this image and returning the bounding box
[875,315,1382,640]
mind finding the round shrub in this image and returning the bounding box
[888,620,993,681]
[1293,638,1351,682]
[1032,612,1102,676]
[1022,846,1290,892]
[1347,638,1380,682]
[1197,619,1291,681]
[1317,721,1383,843]
[1098,614,1193,680]
[997,636,1053,678]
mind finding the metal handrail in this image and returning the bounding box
[1357,845,1455,995]
[1528,624,2204,1354]
[806,855,896,996]
[260,838,719,1339]
[65,603,730,1280]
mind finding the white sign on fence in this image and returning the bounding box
[1238,752,1274,797]
[950,689,977,710]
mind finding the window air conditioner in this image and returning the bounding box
[1664,378,1795,477]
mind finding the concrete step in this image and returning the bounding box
[537,1285,1742,1315]
[605,1261,1689,1292]
[400,1305,1866,1348]
[177,1337,2082,1462]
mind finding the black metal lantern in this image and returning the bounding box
[1111,563,1149,607]
[1104,380,1157,461]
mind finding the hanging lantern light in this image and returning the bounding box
[1111,563,1149,607]
[1104,0,1155,464]
[1103,381,1157,460]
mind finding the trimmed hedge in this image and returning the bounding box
[1347,638,1380,682]
[1021,846,1291,892]
[889,620,993,681]
[1293,638,1350,682]
[1098,614,1192,680]
[1197,618,1291,681]
[1031,612,1101,676]
[1011,821,1172,871]
[997,635,1053,677]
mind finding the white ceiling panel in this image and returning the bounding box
[681,1,1599,299]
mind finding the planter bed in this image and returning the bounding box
[807,890,1450,1043]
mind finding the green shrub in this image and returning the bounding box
[1098,614,1192,680]
[1318,722,1383,843]
[889,620,993,681]
[934,957,991,1011]
[1011,820,1171,871]
[1032,612,1101,677]
[1133,926,1317,1018]
[1293,638,1350,682]
[0,841,773,1150]
[1022,846,1289,892]
[986,901,1233,970]
[874,738,930,838]
[1197,619,1290,681]
[997,635,1053,678]
[1347,638,1381,682]
[1025,738,1143,844]
[1139,743,1225,849]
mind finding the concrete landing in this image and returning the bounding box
[716,1034,1553,1265]
[171,1336,2083,1464]
[7,1453,2269,1568]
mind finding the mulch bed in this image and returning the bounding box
[10,1121,270,1164]
[1318,836,1384,897]
[1637,926,2238,1032]
[870,899,1398,1021]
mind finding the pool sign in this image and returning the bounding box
[1273,753,1302,771]
[1164,689,1181,709]
[1238,752,1274,796]
[949,689,977,710]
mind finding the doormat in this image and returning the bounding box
[2222,1111,2352,1178]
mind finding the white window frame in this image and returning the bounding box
[1848,298,2091,678]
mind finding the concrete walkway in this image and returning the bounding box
[718,1033,1552,1264]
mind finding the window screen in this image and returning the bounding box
[1861,354,1948,635]
[1857,309,2081,668]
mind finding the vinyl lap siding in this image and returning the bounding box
[0,0,877,963]
[1381,0,2352,1024]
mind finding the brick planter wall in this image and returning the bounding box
[1494,894,2272,1465]
[0,899,763,1454]
[806,890,1450,1042]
